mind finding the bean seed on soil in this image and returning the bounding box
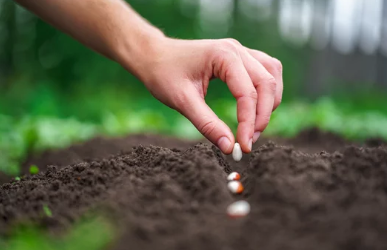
[227,172,240,181]
[227,180,244,194]
[232,143,242,162]
[3,129,387,250]
[227,200,250,218]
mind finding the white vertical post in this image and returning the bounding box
[331,0,362,54]
[278,0,313,47]
[359,0,383,55]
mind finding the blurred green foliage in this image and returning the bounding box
[0,215,115,250]
[29,165,39,175]
[2,98,387,176]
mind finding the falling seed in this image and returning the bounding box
[232,143,242,162]
[227,172,241,181]
[227,200,250,218]
[227,181,244,194]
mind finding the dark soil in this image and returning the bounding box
[1,128,387,250]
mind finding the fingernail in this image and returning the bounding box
[218,137,232,153]
[253,132,261,143]
[248,138,252,152]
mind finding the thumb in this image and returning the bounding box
[179,92,235,154]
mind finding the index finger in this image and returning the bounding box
[213,53,256,153]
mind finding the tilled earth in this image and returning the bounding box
[1,128,387,250]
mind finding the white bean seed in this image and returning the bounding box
[227,181,244,194]
[227,172,241,181]
[232,143,242,162]
[227,200,250,218]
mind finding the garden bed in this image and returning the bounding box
[1,128,387,250]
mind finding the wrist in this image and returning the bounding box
[114,26,167,82]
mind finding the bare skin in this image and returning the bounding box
[14,0,283,154]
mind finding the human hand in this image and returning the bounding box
[126,37,283,154]
[14,0,282,154]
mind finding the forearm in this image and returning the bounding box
[14,0,165,76]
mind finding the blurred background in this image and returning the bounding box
[1,0,387,175]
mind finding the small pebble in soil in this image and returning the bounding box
[227,181,244,194]
[227,200,250,218]
[227,172,241,181]
[232,143,242,162]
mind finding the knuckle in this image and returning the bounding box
[212,53,233,82]
[263,77,277,93]
[218,39,240,55]
[211,49,239,81]
[246,89,258,101]
[237,89,258,102]
[225,38,241,46]
[211,47,235,65]
[198,119,217,137]
[266,77,277,93]
[272,58,283,72]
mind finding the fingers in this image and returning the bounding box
[246,49,283,111]
[239,51,277,142]
[212,48,257,153]
[185,39,283,152]
[178,87,235,154]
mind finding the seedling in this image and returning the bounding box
[29,165,39,175]
[14,177,21,181]
[43,205,52,217]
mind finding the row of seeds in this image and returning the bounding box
[226,169,250,218]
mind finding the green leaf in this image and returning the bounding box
[43,205,52,217]
[29,165,39,175]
